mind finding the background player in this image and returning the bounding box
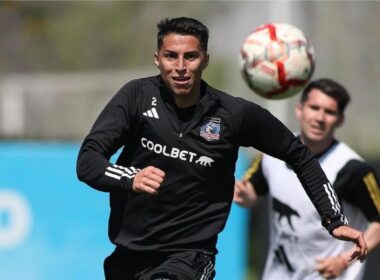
[234,78,380,279]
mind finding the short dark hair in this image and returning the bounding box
[157,17,209,52]
[301,78,351,114]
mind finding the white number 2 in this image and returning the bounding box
[151,97,157,106]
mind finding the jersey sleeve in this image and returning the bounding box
[244,153,269,196]
[238,99,347,233]
[334,159,380,222]
[76,82,140,192]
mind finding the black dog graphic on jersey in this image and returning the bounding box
[272,197,300,231]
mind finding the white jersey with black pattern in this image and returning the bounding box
[261,142,368,280]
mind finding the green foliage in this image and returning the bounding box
[0,1,223,73]
[0,2,154,72]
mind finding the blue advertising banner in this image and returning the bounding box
[0,142,249,280]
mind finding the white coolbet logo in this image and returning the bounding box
[0,189,32,250]
[141,137,197,162]
[141,137,214,167]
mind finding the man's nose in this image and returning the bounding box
[316,110,326,121]
[175,57,186,71]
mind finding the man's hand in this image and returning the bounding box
[315,254,350,279]
[233,180,257,208]
[132,166,165,195]
[332,225,368,262]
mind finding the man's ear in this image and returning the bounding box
[203,54,210,69]
[337,114,345,128]
[154,52,159,68]
[295,103,302,121]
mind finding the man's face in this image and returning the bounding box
[295,89,344,144]
[154,33,209,104]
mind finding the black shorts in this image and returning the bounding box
[104,247,215,280]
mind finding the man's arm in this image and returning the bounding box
[233,173,368,263]
[77,82,142,193]
[316,221,380,278]
[234,170,368,263]
[239,100,346,230]
[237,100,367,261]
[330,225,367,262]
[234,153,268,208]
[234,180,258,208]
[363,221,380,255]
[316,161,380,276]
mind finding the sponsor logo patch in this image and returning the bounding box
[200,117,220,141]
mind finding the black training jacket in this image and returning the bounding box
[77,75,346,254]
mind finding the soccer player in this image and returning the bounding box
[234,78,380,280]
[77,17,367,280]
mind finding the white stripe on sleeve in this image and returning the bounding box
[105,165,140,180]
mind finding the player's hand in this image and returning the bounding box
[132,166,165,195]
[315,254,350,279]
[332,225,367,263]
[233,180,257,208]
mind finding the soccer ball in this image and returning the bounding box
[239,23,315,99]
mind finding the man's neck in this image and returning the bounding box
[301,136,334,155]
[173,90,201,108]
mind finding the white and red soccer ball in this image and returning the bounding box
[239,23,315,99]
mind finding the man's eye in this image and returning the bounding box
[325,110,338,116]
[185,53,199,60]
[165,53,177,59]
[310,105,319,110]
